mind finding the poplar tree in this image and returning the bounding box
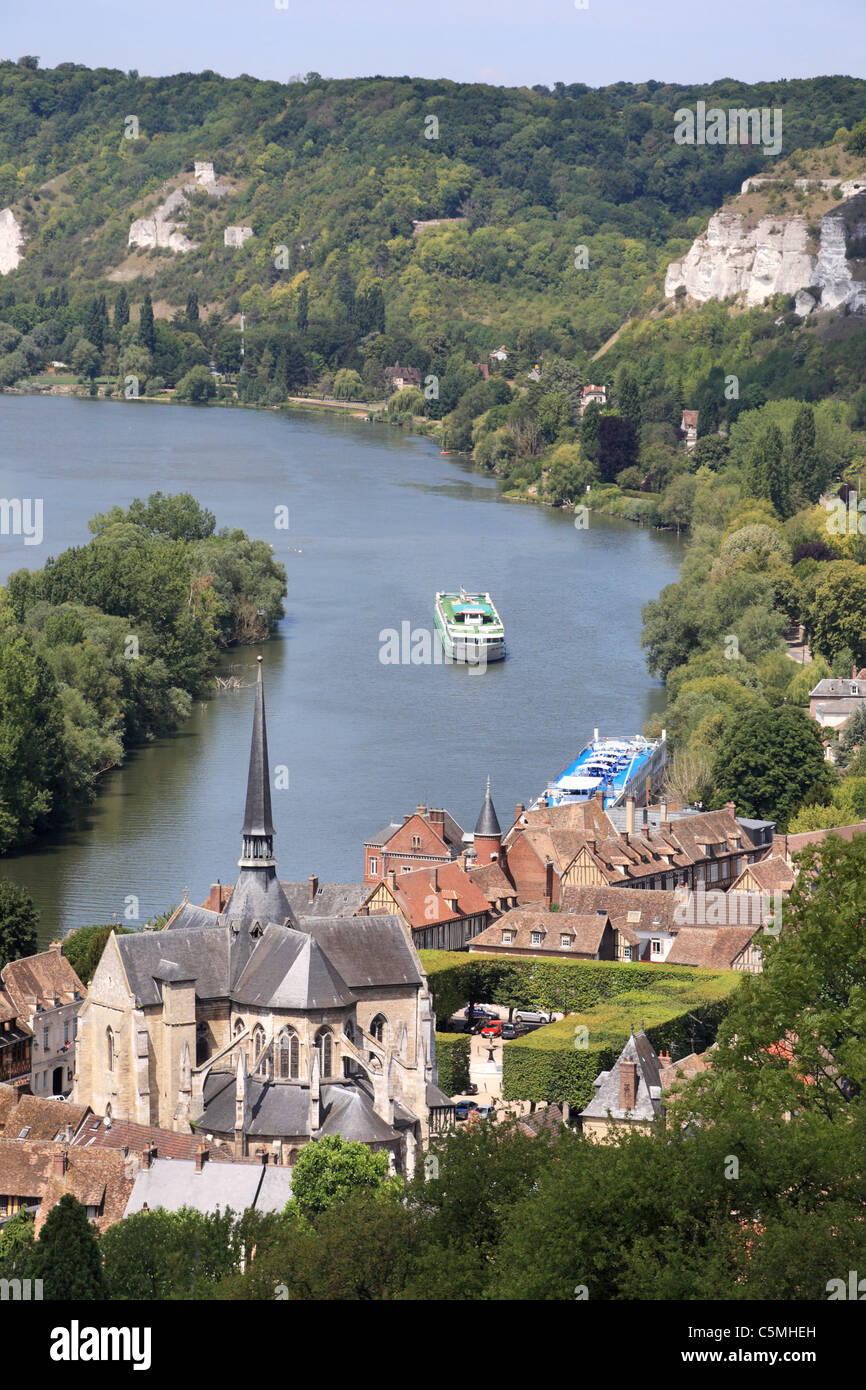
[139,291,155,352]
[33,1194,105,1300]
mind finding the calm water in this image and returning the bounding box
[0,395,683,943]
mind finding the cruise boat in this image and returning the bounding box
[534,730,666,810]
[434,589,506,664]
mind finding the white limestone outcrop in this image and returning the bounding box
[128,162,231,255]
[665,188,866,314]
[0,208,25,275]
[224,225,253,248]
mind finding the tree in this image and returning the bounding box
[289,1135,393,1219]
[0,611,66,851]
[185,289,200,323]
[70,338,100,381]
[0,1210,35,1280]
[810,561,866,666]
[788,403,825,503]
[744,423,791,517]
[0,880,38,971]
[711,704,831,827]
[332,368,364,400]
[615,365,641,431]
[597,414,638,482]
[175,364,216,402]
[580,400,601,461]
[62,923,132,985]
[139,292,155,352]
[33,1194,104,1300]
[296,283,309,333]
[114,286,130,329]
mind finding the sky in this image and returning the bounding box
[2,0,865,89]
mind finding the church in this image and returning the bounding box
[73,659,449,1174]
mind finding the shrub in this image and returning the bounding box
[435,1033,470,1095]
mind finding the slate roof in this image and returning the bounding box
[560,884,685,935]
[196,1071,398,1144]
[0,1084,89,1141]
[365,822,403,847]
[580,1031,663,1124]
[124,1155,293,1217]
[317,1085,399,1143]
[243,659,275,838]
[474,780,501,838]
[226,866,296,930]
[809,677,866,699]
[166,902,226,931]
[232,925,355,1010]
[466,861,515,906]
[301,915,422,989]
[116,926,231,1006]
[517,1104,565,1137]
[283,882,366,919]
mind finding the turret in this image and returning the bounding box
[473,776,503,866]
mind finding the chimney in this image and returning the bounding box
[416,804,426,816]
[659,1050,671,1067]
[52,1150,68,1178]
[660,799,668,825]
[854,664,858,680]
[141,1144,155,1170]
[724,801,736,815]
[593,789,604,805]
[544,858,554,907]
[194,1142,208,1173]
[257,1145,268,1166]
[387,869,397,891]
[431,866,439,893]
[619,1060,637,1112]
[515,802,525,824]
[430,808,445,825]
[49,939,62,953]
[625,796,635,836]
[308,873,318,902]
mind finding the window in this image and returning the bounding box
[106,1029,114,1072]
[501,930,515,944]
[651,939,663,957]
[411,835,421,849]
[252,1026,267,1074]
[63,1022,70,1045]
[560,935,572,949]
[316,1028,333,1077]
[530,931,543,946]
[278,1030,299,1080]
[86,1206,99,1221]
[370,1014,387,1044]
[369,856,378,876]
[623,946,632,961]
[43,1028,49,1051]
[233,1018,245,1037]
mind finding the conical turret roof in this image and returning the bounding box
[474,777,501,838]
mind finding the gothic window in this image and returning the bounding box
[316,1028,333,1077]
[233,1018,245,1037]
[106,1028,115,1072]
[278,1030,300,1080]
[369,1014,387,1044]
[252,1026,267,1074]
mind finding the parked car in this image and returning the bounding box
[500,1022,520,1040]
[481,1020,503,1037]
[454,1100,480,1122]
[463,1005,496,1020]
[514,1009,551,1026]
[464,1082,478,1096]
[475,1105,496,1120]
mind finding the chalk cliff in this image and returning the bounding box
[665,186,866,315]
[127,161,231,254]
[0,208,25,275]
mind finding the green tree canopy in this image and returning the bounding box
[711,704,831,827]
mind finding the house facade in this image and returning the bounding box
[0,946,85,1097]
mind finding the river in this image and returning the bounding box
[0,394,683,944]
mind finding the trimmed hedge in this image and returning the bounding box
[501,973,739,1110]
[419,950,731,1020]
[434,1032,470,1096]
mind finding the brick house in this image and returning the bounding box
[359,861,491,950]
[363,805,464,885]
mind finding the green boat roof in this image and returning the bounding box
[437,592,503,624]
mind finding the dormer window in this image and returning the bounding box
[501,930,515,944]
[530,931,544,945]
[560,935,572,949]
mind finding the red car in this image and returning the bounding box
[481,1020,503,1037]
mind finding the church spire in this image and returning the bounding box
[241,655,275,863]
[227,656,296,936]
